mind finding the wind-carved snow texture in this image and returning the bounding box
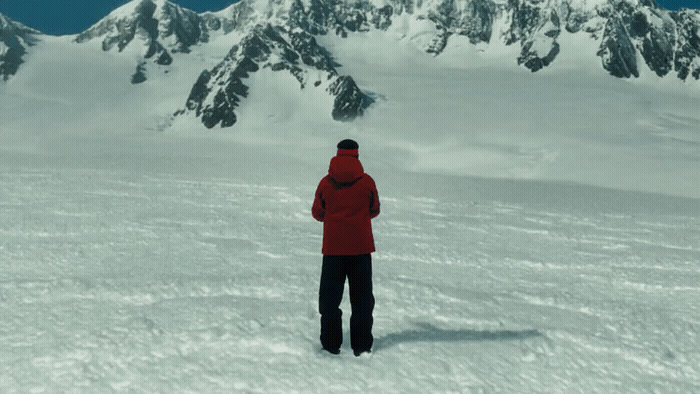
[0,13,39,81]
[0,167,699,391]
[178,24,368,128]
[74,0,208,84]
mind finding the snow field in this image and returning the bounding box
[2,13,700,392]
[1,164,698,392]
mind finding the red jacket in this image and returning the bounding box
[312,153,380,255]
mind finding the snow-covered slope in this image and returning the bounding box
[0,145,698,392]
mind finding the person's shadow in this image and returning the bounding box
[373,322,543,351]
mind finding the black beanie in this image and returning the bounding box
[337,139,359,150]
[336,139,359,157]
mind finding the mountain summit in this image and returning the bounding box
[74,0,210,83]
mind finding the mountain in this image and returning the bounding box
[176,0,700,128]
[0,13,40,81]
[2,0,700,128]
[176,24,370,128]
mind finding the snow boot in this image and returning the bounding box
[324,347,341,355]
[353,349,371,357]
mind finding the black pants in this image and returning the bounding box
[319,254,375,352]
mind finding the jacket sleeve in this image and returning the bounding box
[368,176,380,219]
[312,178,326,222]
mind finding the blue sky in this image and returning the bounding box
[0,0,235,35]
[0,0,697,36]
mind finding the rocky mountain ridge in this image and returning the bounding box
[1,0,700,128]
[196,0,700,79]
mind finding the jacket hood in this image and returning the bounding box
[328,155,364,184]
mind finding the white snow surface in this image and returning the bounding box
[1,26,700,392]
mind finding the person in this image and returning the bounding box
[312,139,380,356]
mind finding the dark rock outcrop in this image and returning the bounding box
[0,13,40,81]
[507,1,562,72]
[631,9,674,77]
[131,61,148,84]
[598,15,639,78]
[328,76,367,121]
[672,10,700,80]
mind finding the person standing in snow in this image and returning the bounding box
[312,139,380,357]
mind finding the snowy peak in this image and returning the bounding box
[0,13,41,34]
[74,0,208,83]
[0,13,40,81]
[200,0,297,34]
[76,0,206,52]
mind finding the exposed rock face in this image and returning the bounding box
[131,61,148,84]
[178,24,367,128]
[672,10,700,80]
[75,0,209,83]
[598,14,640,78]
[594,2,700,81]
[0,13,39,81]
[328,76,369,121]
[633,10,675,77]
[506,0,562,72]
